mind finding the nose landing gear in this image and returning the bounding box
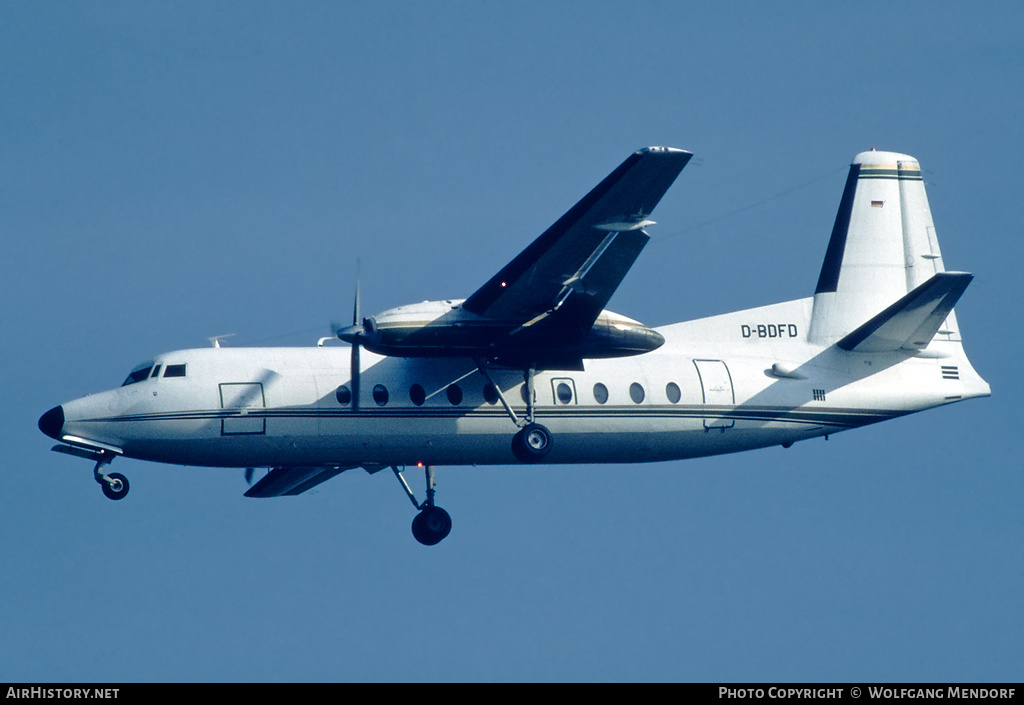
[93,450,129,501]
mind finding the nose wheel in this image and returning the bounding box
[92,451,129,501]
[100,472,130,501]
[392,464,452,545]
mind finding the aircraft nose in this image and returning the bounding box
[38,405,64,440]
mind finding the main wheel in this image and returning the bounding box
[101,472,130,501]
[511,422,553,463]
[411,505,452,546]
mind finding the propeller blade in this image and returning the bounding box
[353,273,361,327]
[338,266,364,344]
[351,338,360,409]
[349,265,362,410]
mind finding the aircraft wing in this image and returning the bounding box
[461,147,692,341]
[244,466,354,498]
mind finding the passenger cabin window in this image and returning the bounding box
[555,382,574,404]
[483,384,499,405]
[593,383,609,404]
[373,384,389,406]
[446,384,463,405]
[122,362,154,386]
[629,383,645,404]
[164,364,187,378]
[336,385,352,405]
[409,384,426,406]
[666,382,681,404]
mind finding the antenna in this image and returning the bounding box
[208,334,235,348]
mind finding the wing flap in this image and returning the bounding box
[836,272,973,352]
[244,465,353,498]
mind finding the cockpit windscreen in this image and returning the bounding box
[122,361,154,386]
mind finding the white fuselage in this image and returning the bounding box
[52,296,990,471]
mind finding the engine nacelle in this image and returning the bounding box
[339,299,664,366]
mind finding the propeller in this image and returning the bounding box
[336,287,364,344]
[337,270,362,410]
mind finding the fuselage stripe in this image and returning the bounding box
[85,405,900,430]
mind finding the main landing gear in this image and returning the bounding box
[475,359,554,464]
[93,450,129,501]
[392,464,452,546]
[511,422,554,463]
[389,362,556,545]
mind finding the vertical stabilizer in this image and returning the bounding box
[808,150,961,345]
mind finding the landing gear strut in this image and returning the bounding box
[392,464,452,546]
[93,450,129,501]
[475,359,554,463]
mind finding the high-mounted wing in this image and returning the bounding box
[342,147,691,367]
[462,147,692,336]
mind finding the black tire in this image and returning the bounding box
[511,422,553,463]
[411,506,452,546]
[101,472,129,501]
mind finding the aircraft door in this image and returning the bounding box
[693,360,734,429]
[219,382,266,435]
[550,378,577,405]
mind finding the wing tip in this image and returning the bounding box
[637,146,692,156]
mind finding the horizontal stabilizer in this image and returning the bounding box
[244,465,353,498]
[836,272,973,352]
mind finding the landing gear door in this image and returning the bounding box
[220,382,266,435]
[693,360,734,429]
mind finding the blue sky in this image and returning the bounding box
[3,1,1021,682]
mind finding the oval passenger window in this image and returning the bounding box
[409,384,426,406]
[666,382,681,404]
[556,382,573,404]
[447,384,463,405]
[629,383,645,404]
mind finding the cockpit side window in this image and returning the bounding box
[122,361,155,386]
[164,364,186,378]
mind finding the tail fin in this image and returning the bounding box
[808,150,966,347]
